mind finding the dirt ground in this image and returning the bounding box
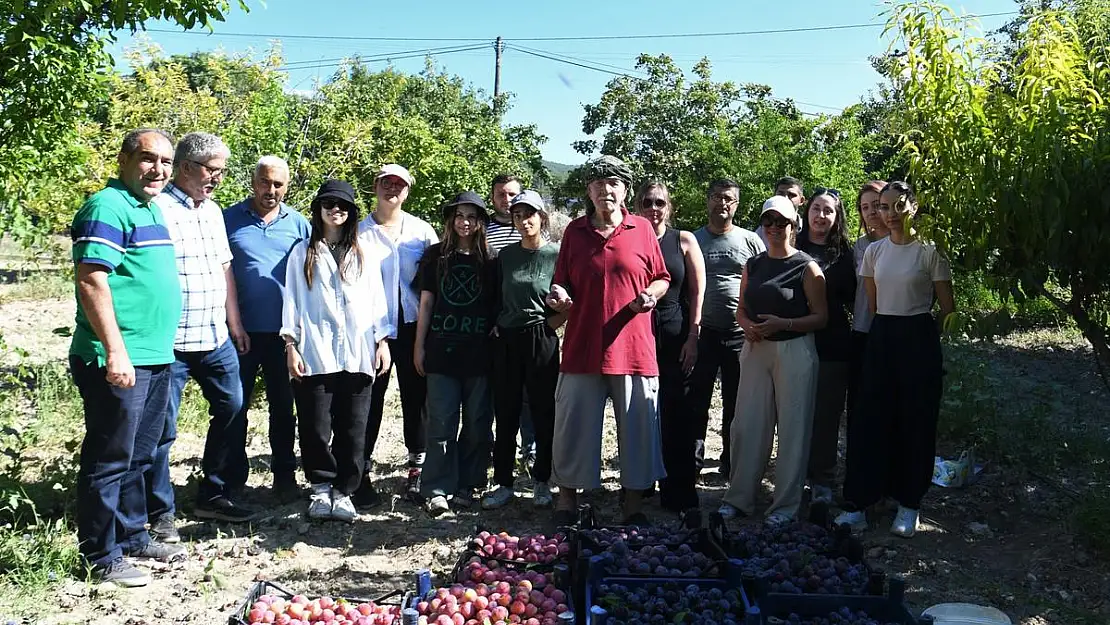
[0,283,1107,625]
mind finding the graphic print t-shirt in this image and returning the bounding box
[417,243,496,376]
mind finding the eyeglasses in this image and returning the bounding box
[709,193,738,206]
[320,199,349,213]
[812,186,840,198]
[761,215,792,229]
[187,160,226,179]
[640,198,667,209]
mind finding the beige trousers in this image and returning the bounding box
[722,334,818,519]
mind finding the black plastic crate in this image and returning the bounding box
[228,580,414,625]
[708,511,864,563]
[460,526,574,573]
[752,578,933,624]
[585,566,751,625]
[408,571,576,624]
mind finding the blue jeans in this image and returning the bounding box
[421,374,493,498]
[234,333,297,482]
[72,357,169,568]
[148,339,244,516]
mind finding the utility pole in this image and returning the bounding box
[493,36,503,99]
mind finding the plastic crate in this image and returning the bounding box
[409,571,577,623]
[228,579,416,625]
[585,563,751,625]
[753,578,933,624]
[707,511,864,563]
[457,526,573,577]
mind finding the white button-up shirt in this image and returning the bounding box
[358,213,438,325]
[280,233,395,377]
[153,183,232,352]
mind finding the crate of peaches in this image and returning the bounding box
[229,581,410,625]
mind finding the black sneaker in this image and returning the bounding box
[125,541,187,563]
[353,478,382,509]
[273,474,300,504]
[149,513,179,544]
[94,557,151,588]
[195,496,256,523]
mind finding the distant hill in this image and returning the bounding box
[541,159,575,182]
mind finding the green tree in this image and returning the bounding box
[0,0,248,249]
[563,54,867,230]
[888,0,1110,376]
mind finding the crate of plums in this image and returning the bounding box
[452,529,574,590]
[584,564,752,625]
[409,565,576,625]
[707,513,880,601]
[748,577,934,625]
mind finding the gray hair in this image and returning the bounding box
[254,155,290,178]
[174,132,230,166]
[121,128,174,155]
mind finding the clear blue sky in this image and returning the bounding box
[108,0,1016,165]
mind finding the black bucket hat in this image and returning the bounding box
[311,179,359,215]
[441,190,489,223]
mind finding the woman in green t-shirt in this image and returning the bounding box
[481,190,564,511]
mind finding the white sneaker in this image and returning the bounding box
[890,506,919,538]
[717,502,740,520]
[308,483,333,519]
[811,484,834,504]
[532,482,553,508]
[331,493,357,523]
[481,486,515,510]
[834,510,867,533]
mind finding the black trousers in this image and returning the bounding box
[806,360,850,487]
[295,371,374,495]
[688,327,744,474]
[367,321,427,465]
[491,323,559,487]
[842,314,943,511]
[845,330,869,433]
[657,330,698,511]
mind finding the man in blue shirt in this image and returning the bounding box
[224,156,311,502]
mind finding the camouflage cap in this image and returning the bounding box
[584,155,634,189]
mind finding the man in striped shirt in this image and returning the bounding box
[485,174,539,475]
[149,132,254,535]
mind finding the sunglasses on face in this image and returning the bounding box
[761,215,792,229]
[640,198,667,209]
[320,199,349,212]
[812,186,840,198]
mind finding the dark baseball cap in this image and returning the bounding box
[442,190,489,222]
[312,179,359,213]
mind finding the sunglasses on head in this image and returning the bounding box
[320,198,349,212]
[812,186,840,198]
[761,215,792,229]
[640,198,667,209]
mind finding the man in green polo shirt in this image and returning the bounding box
[70,128,185,588]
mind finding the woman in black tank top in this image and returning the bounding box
[637,182,706,526]
[718,196,828,527]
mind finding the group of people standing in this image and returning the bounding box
[70,127,954,590]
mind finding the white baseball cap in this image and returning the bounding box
[760,195,800,224]
[375,163,414,186]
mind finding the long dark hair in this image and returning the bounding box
[801,189,852,263]
[435,204,490,284]
[304,198,363,289]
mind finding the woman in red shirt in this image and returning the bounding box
[546,156,670,526]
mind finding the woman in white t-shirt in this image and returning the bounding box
[835,181,955,538]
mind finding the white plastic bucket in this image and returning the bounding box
[922,603,1012,625]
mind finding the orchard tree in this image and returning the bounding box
[0,0,248,249]
[888,0,1110,376]
[564,54,867,229]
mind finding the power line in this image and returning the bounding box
[274,44,490,73]
[279,43,492,70]
[505,44,840,115]
[509,43,649,77]
[144,11,1017,45]
[145,27,488,42]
